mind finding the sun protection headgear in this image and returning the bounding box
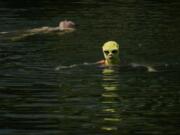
[102,41,120,65]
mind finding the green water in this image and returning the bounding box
[0,1,180,135]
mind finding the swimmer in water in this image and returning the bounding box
[97,41,156,72]
[0,20,76,41]
[56,41,120,70]
[28,20,76,33]
[97,41,120,66]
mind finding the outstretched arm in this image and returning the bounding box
[130,63,157,72]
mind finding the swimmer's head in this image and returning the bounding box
[102,41,120,65]
[59,20,76,31]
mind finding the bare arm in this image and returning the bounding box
[130,63,157,72]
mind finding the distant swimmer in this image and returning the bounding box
[27,20,76,33]
[0,20,76,41]
[97,41,156,72]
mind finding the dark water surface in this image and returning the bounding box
[0,1,180,135]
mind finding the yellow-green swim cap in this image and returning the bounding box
[102,41,119,51]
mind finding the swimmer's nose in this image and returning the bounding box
[108,53,113,58]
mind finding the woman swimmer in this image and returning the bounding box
[27,20,76,33]
[97,41,120,66]
[1,20,76,41]
[97,41,156,72]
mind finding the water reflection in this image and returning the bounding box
[100,67,121,133]
[0,0,180,134]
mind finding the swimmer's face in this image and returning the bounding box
[102,41,119,65]
[59,20,75,30]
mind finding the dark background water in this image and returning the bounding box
[0,0,180,135]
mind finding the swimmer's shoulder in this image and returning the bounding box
[96,60,105,65]
[96,60,127,66]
